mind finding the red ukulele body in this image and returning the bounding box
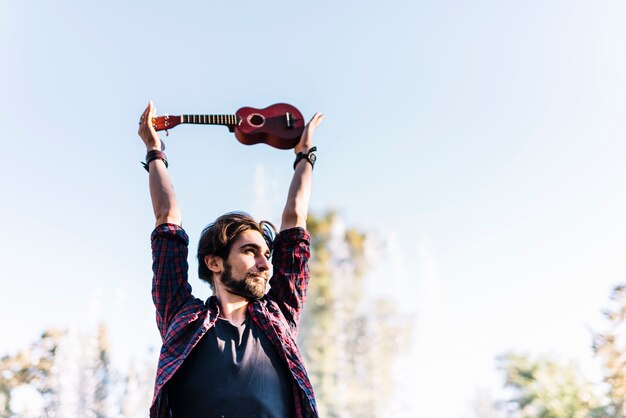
[152,103,305,150]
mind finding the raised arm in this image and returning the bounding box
[138,101,182,227]
[139,102,194,337]
[280,112,325,231]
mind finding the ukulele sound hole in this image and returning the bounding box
[248,114,265,127]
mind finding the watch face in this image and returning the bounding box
[309,154,317,164]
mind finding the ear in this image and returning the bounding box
[205,255,224,274]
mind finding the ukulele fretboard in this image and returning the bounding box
[182,114,239,126]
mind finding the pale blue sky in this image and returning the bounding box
[1,0,625,415]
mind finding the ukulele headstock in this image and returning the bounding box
[152,114,181,132]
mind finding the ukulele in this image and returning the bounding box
[152,103,305,150]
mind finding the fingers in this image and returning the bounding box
[294,112,324,154]
[139,101,155,122]
[140,102,150,121]
[303,112,325,136]
[138,102,149,131]
[307,112,325,129]
[148,100,156,120]
[137,101,161,150]
[138,104,148,134]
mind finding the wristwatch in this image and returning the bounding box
[293,147,317,170]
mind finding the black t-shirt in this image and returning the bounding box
[168,316,294,418]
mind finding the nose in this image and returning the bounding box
[257,255,270,271]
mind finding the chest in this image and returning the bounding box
[167,316,294,417]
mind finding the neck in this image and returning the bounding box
[214,288,249,325]
[181,114,239,126]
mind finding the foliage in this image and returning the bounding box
[0,328,62,417]
[487,283,626,418]
[0,325,153,418]
[498,352,604,418]
[1,212,410,417]
[300,212,411,418]
[593,284,626,417]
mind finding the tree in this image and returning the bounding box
[299,212,411,418]
[0,324,155,418]
[593,284,626,417]
[0,328,63,418]
[498,352,604,418]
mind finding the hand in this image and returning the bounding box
[137,101,163,151]
[294,112,325,154]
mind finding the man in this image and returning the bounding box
[137,101,324,418]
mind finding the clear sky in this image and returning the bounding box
[1,0,625,416]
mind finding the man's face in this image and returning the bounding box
[219,229,271,300]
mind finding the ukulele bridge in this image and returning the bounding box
[285,112,293,128]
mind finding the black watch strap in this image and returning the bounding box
[293,147,317,170]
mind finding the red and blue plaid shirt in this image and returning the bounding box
[149,224,318,418]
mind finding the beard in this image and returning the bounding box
[220,262,268,300]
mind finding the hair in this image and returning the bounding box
[197,212,276,288]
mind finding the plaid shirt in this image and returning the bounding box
[149,224,318,418]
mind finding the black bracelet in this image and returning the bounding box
[293,147,317,170]
[142,150,168,172]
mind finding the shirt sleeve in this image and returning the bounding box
[151,223,192,339]
[267,227,311,333]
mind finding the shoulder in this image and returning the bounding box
[256,297,288,322]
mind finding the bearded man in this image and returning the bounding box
[137,101,324,418]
